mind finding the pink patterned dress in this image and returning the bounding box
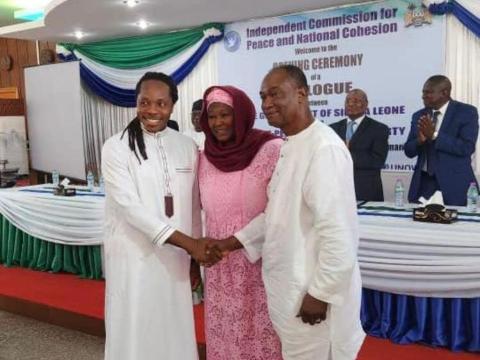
[199,139,283,360]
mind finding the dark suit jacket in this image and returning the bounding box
[404,100,479,206]
[167,120,179,131]
[330,116,389,201]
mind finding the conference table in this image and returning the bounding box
[0,185,478,351]
[357,202,480,352]
[0,184,103,279]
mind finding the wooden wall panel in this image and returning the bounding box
[6,39,20,95]
[0,87,18,99]
[0,38,10,87]
[26,40,37,65]
[0,38,57,99]
[38,40,56,53]
[16,40,29,99]
[0,99,24,115]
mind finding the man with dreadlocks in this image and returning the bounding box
[102,72,212,360]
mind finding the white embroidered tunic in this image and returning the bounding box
[102,126,201,360]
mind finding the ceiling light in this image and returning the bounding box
[123,0,139,7]
[137,19,149,30]
[14,8,44,21]
[74,31,84,39]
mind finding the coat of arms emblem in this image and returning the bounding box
[404,3,433,27]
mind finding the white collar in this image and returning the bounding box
[285,120,318,142]
[140,122,170,138]
[434,101,450,116]
[348,114,365,126]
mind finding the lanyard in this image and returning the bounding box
[156,137,174,217]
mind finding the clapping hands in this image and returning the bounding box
[417,114,435,143]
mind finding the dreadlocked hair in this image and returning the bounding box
[121,72,178,164]
[135,72,178,104]
[121,117,147,164]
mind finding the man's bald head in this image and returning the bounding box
[348,89,368,102]
[425,75,452,94]
[266,65,309,92]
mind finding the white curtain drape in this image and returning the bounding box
[445,14,480,179]
[80,43,219,176]
[174,42,219,131]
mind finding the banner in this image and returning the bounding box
[218,0,445,171]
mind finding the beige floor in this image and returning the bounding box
[0,310,104,360]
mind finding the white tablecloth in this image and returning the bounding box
[358,202,480,298]
[1,188,478,298]
[0,184,104,246]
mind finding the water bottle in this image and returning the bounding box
[99,175,105,193]
[87,170,95,191]
[394,179,405,207]
[52,170,60,186]
[466,182,478,212]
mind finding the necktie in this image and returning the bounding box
[426,111,441,176]
[432,111,441,128]
[346,121,356,141]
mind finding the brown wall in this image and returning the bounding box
[0,38,56,99]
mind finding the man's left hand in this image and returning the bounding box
[297,293,328,326]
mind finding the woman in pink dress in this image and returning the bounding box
[198,86,283,360]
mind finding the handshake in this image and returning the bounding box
[189,236,239,267]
